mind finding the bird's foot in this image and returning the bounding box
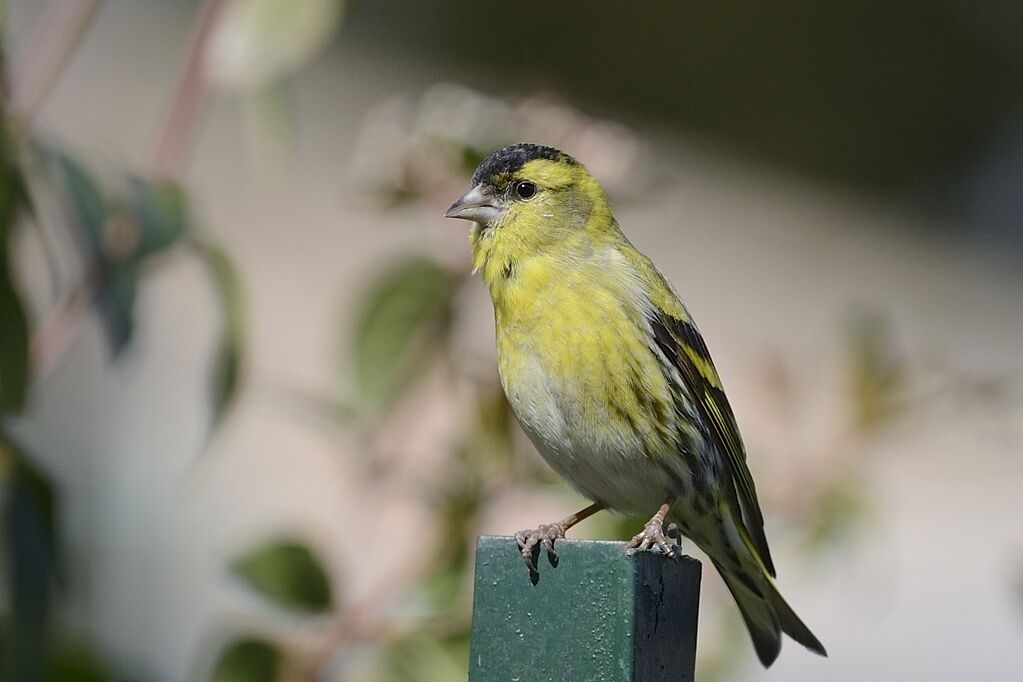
[515,522,568,572]
[628,518,680,560]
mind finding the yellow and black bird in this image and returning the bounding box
[445,143,827,667]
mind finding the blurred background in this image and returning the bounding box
[1,1,1022,680]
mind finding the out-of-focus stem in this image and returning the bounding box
[296,555,442,675]
[25,0,228,378]
[9,0,102,123]
[29,265,99,377]
[149,0,228,178]
[5,0,101,379]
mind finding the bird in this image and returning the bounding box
[444,143,827,667]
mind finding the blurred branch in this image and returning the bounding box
[297,556,439,676]
[256,382,357,432]
[149,0,228,178]
[9,0,102,123]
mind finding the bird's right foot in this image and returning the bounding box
[515,523,568,572]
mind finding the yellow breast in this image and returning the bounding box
[492,251,677,457]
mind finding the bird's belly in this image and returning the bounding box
[499,348,678,516]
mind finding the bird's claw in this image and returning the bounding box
[515,522,567,572]
[628,518,681,560]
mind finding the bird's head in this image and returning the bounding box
[445,143,616,280]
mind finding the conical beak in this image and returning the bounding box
[444,184,502,224]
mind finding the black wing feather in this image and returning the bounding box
[651,312,777,577]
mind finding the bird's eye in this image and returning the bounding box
[514,181,537,200]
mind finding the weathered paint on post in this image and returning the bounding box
[469,536,701,682]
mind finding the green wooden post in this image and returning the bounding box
[469,535,702,682]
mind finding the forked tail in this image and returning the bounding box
[713,558,828,667]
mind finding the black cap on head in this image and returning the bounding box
[471,143,576,187]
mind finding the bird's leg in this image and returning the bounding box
[628,497,679,559]
[515,502,603,572]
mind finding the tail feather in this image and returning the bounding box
[764,576,828,658]
[715,561,828,667]
[716,563,782,667]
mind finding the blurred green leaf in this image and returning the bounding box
[0,622,118,682]
[209,637,281,682]
[44,147,107,257]
[41,145,143,357]
[207,0,348,91]
[93,263,139,358]
[44,636,117,682]
[192,240,245,430]
[0,252,27,413]
[350,258,456,415]
[377,633,469,682]
[1,435,60,682]
[0,137,29,413]
[0,621,134,678]
[231,538,332,612]
[210,342,240,427]
[127,176,189,257]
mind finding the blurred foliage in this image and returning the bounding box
[374,632,470,682]
[206,0,349,92]
[206,0,353,172]
[0,623,116,682]
[0,108,29,412]
[1,436,58,682]
[22,141,246,422]
[348,257,457,418]
[1,5,248,678]
[40,145,196,354]
[231,538,334,613]
[192,240,246,431]
[40,638,116,682]
[208,637,281,682]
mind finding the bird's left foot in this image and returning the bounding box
[628,518,681,560]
